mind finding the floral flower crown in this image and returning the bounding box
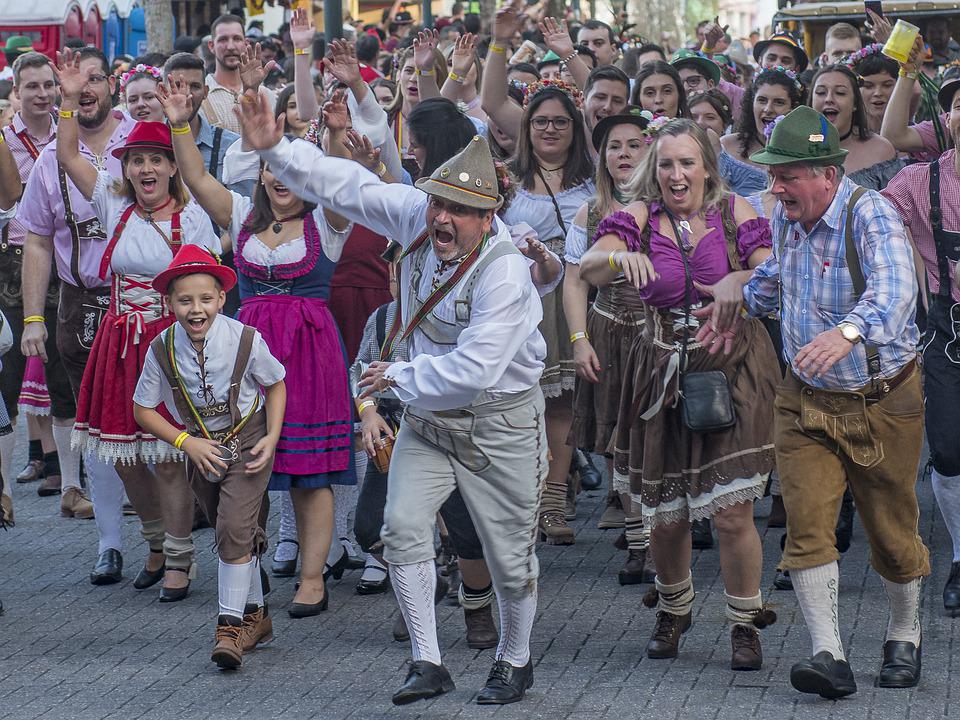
[644,112,670,144]
[841,43,884,70]
[522,78,583,109]
[757,65,803,93]
[120,64,162,92]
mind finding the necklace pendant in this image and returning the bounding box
[679,220,693,234]
[272,222,282,234]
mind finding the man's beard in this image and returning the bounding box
[78,100,112,129]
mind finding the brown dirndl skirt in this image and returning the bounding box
[612,306,778,528]
[539,237,576,399]
[571,281,645,454]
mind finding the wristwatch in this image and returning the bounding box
[837,322,862,344]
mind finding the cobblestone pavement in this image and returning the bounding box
[0,431,955,720]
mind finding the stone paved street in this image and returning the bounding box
[0,434,955,720]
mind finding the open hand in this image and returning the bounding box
[492,1,526,45]
[614,250,658,290]
[156,81,193,127]
[234,88,285,151]
[793,328,855,380]
[239,43,279,93]
[413,28,440,70]
[450,33,478,77]
[538,17,574,58]
[345,129,381,171]
[321,89,350,132]
[328,39,362,87]
[54,48,94,102]
[289,7,315,51]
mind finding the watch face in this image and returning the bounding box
[841,324,858,341]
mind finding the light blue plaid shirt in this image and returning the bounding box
[743,177,919,390]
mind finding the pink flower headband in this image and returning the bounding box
[522,79,583,109]
[842,43,883,70]
[643,111,669,145]
[120,64,162,92]
[757,65,803,93]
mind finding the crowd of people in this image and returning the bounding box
[0,0,959,706]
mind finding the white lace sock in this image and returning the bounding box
[791,562,845,660]
[51,423,81,491]
[390,561,441,665]
[360,554,387,582]
[495,585,538,667]
[931,471,960,562]
[219,558,254,619]
[882,577,921,644]
[247,557,264,608]
[274,493,298,562]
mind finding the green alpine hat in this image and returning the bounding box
[3,36,34,57]
[415,135,503,210]
[670,49,720,85]
[537,50,561,70]
[749,106,848,167]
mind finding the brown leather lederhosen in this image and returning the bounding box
[149,324,271,560]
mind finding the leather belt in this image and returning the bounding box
[863,358,917,403]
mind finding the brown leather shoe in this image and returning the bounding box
[646,611,692,659]
[60,487,95,519]
[240,604,274,651]
[211,615,244,669]
[37,474,61,497]
[0,492,13,529]
[16,459,44,484]
[539,512,575,545]
[618,549,656,585]
[464,604,499,649]
[730,625,763,670]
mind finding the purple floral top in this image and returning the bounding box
[595,198,772,309]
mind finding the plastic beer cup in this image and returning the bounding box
[882,20,920,64]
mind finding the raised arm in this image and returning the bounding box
[442,33,479,104]
[53,48,98,201]
[0,132,20,209]
[580,203,655,289]
[880,34,926,154]
[239,43,278,103]
[539,17,589,90]
[158,82,233,229]
[413,29,442,102]
[290,8,320,123]
[481,3,525,142]
[319,91,354,231]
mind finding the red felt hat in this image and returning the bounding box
[111,121,173,160]
[152,245,237,295]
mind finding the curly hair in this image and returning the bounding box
[735,68,806,159]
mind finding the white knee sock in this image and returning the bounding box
[882,577,921,644]
[86,454,124,553]
[390,561,441,665]
[333,479,359,545]
[360,553,387,582]
[655,573,695,616]
[247,557,264,608]
[274,492,298,562]
[931,471,960,562]
[51,423,81,491]
[495,585,538,667]
[0,426,15,495]
[219,558,255,619]
[791,562,845,660]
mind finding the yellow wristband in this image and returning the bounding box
[570,331,589,343]
[608,251,622,271]
[170,124,191,135]
[58,109,77,119]
[23,315,45,324]
[700,43,716,54]
[0,133,4,144]
[357,400,376,414]
[899,68,918,79]
[489,44,507,54]
[375,161,388,178]
[415,68,435,76]
[448,71,464,83]
[294,47,309,56]
[173,431,189,450]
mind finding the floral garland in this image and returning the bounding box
[841,43,884,71]
[522,78,584,109]
[756,65,803,93]
[119,64,162,92]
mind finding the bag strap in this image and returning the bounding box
[208,126,223,179]
[149,331,200,434]
[228,325,256,427]
[375,303,389,355]
[535,168,569,237]
[842,185,881,377]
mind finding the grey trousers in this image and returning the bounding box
[382,386,547,599]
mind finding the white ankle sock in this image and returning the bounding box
[86,454,124,553]
[495,586,538,667]
[219,559,254,619]
[0,427,15,495]
[791,562,845,660]
[931,471,960,562]
[882,577,921,644]
[390,561,441,665]
[247,557,264,608]
[361,554,387,582]
[51,423,81,490]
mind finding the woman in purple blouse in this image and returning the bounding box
[581,118,780,672]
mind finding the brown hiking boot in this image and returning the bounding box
[646,611,692,659]
[464,605,499,649]
[211,615,244,669]
[539,512,575,545]
[730,625,763,670]
[618,549,656,585]
[0,492,13,529]
[60,487,94,519]
[240,604,274,651]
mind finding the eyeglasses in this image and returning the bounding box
[86,74,109,85]
[530,116,571,131]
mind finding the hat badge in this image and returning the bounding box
[458,172,470,183]
[440,167,450,178]
[808,133,824,142]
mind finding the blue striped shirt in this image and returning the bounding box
[743,177,919,390]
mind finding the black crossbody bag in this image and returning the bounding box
[667,214,736,433]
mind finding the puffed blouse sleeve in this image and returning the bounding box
[593,210,645,253]
[735,216,772,269]
[564,223,588,264]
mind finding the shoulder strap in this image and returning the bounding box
[843,185,881,376]
[585,199,602,246]
[201,98,222,129]
[149,331,200,434]
[208,127,223,178]
[58,162,87,289]
[375,303,389,352]
[228,325,256,426]
[99,203,138,280]
[455,241,523,323]
[719,194,745,271]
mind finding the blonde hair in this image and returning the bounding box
[594,123,648,216]
[626,118,728,211]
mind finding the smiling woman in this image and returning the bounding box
[120,64,164,123]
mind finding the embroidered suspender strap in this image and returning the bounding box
[379,229,428,358]
[842,185,881,377]
[227,325,256,427]
[99,204,137,280]
[58,162,88,289]
[149,331,202,435]
[208,127,223,178]
[201,98,222,130]
[927,158,960,299]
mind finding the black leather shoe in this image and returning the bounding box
[774,569,793,591]
[835,489,855,554]
[323,546,349,581]
[288,583,328,618]
[878,639,921,688]
[133,561,165,590]
[392,660,455,705]
[356,564,390,595]
[158,568,191,603]
[89,549,123,585]
[476,659,534,705]
[790,651,857,699]
[691,519,714,549]
[271,540,299,577]
[944,562,960,615]
[574,449,602,491]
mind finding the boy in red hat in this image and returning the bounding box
[133,245,287,670]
